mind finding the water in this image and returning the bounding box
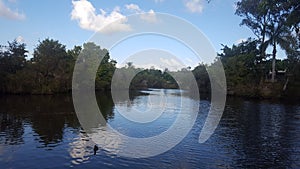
[0,89,299,168]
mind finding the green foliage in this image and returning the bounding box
[130,67,178,89]
[75,42,116,90]
[219,39,261,95]
[0,39,116,94]
[236,0,300,82]
[0,40,28,93]
[1,34,300,98]
[31,39,69,93]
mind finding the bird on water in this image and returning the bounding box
[94,145,99,155]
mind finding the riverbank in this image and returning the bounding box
[5,79,298,100]
[227,81,300,100]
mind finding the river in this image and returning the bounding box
[0,89,299,168]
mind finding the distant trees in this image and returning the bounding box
[132,68,178,89]
[112,65,178,90]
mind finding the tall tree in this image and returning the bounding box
[0,40,27,93]
[219,38,260,87]
[74,42,116,90]
[32,38,68,93]
[235,0,270,60]
[264,24,295,82]
[236,0,299,82]
[0,40,27,74]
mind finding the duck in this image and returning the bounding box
[93,145,99,155]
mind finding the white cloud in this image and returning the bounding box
[159,58,184,70]
[71,0,131,34]
[184,0,204,13]
[71,1,159,33]
[140,9,158,23]
[125,3,158,23]
[185,58,193,63]
[16,35,24,43]
[0,0,25,20]
[235,38,247,44]
[125,3,142,13]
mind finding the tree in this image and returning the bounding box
[219,38,260,86]
[192,63,210,93]
[96,51,116,90]
[32,38,68,93]
[0,40,28,93]
[264,24,295,82]
[235,0,270,60]
[67,45,82,60]
[0,40,27,74]
[74,42,116,90]
[236,0,299,82]
[126,62,134,68]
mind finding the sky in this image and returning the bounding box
[1,0,282,69]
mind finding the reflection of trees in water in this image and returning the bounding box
[0,113,24,145]
[0,92,122,148]
[31,114,65,146]
[0,91,138,148]
[96,91,115,120]
[0,95,80,147]
[28,95,79,147]
[96,90,140,112]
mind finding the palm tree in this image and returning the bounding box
[263,23,294,82]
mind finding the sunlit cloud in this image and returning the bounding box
[235,38,247,44]
[140,9,158,23]
[126,3,159,23]
[16,35,24,43]
[0,0,25,20]
[160,58,184,69]
[71,1,159,34]
[185,58,193,64]
[71,0,131,34]
[117,50,186,71]
[125,3,142,13]
[184,0,204,13]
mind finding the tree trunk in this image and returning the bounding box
[283,77,289,91]
[259,18,267,83]
[271,42,276,83]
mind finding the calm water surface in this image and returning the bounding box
[0,89,299,169]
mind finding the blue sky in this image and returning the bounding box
[1,0,279,68]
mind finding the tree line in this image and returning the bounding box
[0,36,299,98]
[0,39,180,94]
[0,0,299,98]
[0,39,117,94]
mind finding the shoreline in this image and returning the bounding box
[1,87,299,101]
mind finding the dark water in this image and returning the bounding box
[0,89,299,169]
